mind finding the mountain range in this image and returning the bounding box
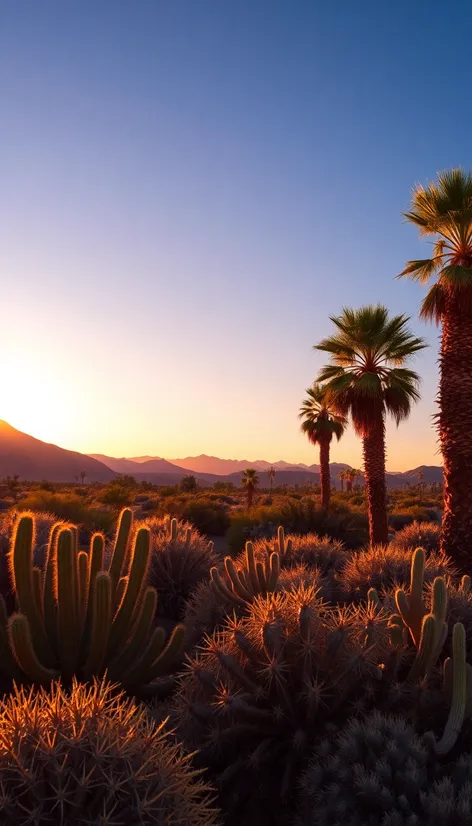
[0,420,443,487]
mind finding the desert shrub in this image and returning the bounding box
[159,485,179,497]
[135,493,150,503]
[17,491,115,535]
[0,677,220,826]
[100,483,134,507]
[341,544,455,603]
[296,711,438,826]
[176,588,388,824]
[390,520,441,553]
[160,497,230,536]
[180,475,198,493]
[388,506,438,530]
[139,516,217,620]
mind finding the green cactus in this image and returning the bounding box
[210,541,280,608]
[0,511,183,695]
[431,622,468,756]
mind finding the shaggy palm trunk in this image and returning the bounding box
[319,439,331,511]
[363,414,389,546]
[439,300,472,570]
[247,486,253,510]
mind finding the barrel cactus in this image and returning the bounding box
[175,587,388,822]
[1,509,184,696]
[296,710,437,826]
[141,516,217,620]
[0,676,220,825]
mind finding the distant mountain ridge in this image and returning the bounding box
[0,422,443,487]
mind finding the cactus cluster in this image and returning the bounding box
[341,542,454,603]
[249,526,349,576]
[210,540,280,608]
[176,586,388,822]
[0,509,184,695]
[0,676,220,825]
[297,708,472,826]
[141,516,217,620]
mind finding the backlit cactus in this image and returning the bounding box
[210,540,280,608]
[1,510,184,695]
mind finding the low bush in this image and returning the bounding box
[390,520,441,553]
[17,491,115,534]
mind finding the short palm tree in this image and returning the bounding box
[345,467,357,493]
[315,305,426,545]
[400,169,472,567]
[338,468,347,492]
[299,384,346,510]
[242,468,259,510]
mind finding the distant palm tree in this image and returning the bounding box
[338,468,347,492]
[268,466,276,492]
[345,468,357,493]
[315,305,426,545]
[354,468,364,489]
[80,471,87,485]
[299,384,346,510]
[242,469,259,510]
[400,169,472,566]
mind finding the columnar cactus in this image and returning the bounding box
[1,510,184,695]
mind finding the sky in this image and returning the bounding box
[1,0,470,471]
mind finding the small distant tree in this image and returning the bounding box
[79,471,87,485]
[114,474,137,488]
[345,468,357,493]
[241,469,259,510]
[268,466,276,492]
[180,475,198,493]
[4,474,20,502]
[338,469,346,492]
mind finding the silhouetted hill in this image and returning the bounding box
[0,422,114,482]
[89,454,185,476]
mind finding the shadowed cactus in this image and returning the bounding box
[296,711,437,826]
[210,540,280,609]
[175,587,389,823]
[0,510,184,696]
[0,676,220,826]
[140,516,217,621]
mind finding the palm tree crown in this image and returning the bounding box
[399,168,472,321]
[315,305,427,434]
[298,383,347,444]
[242,469,259,487]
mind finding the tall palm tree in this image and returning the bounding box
[400,169,472,567]
[242,468,259,510]
[315,305,426,545]
[268,466,276,492]
[299,384,346,510]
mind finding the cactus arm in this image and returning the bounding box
[77,551,89,635]
[56,529,79,679]
[256,561,267,593]
[8,614,58,685]
[210,568,247,608]
[0,597,23,680]
[408,548,426,643]
[83,572,112,680]
[225,559,252,601]
[120,626,167,686]
[147,623,185,677]
[108,508,132,595]
[367,588,381,608]
[407,614,437,682]
[169,517,178,542]
[108,587,157,680]
[266,553,280,592]
[277,526,285,556]
[245,543,261,594]
[434,623,467,756]
[461,575,471,594]
[431,577,448,627]
[107,527,150,654]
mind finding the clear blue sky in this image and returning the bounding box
[1,0,469,469]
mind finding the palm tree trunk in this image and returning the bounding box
[319,439,331,510]
[439,303,472,569]
[247,486,253,510]
[363,414,389,545]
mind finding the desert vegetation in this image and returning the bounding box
[1,167,472,824]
